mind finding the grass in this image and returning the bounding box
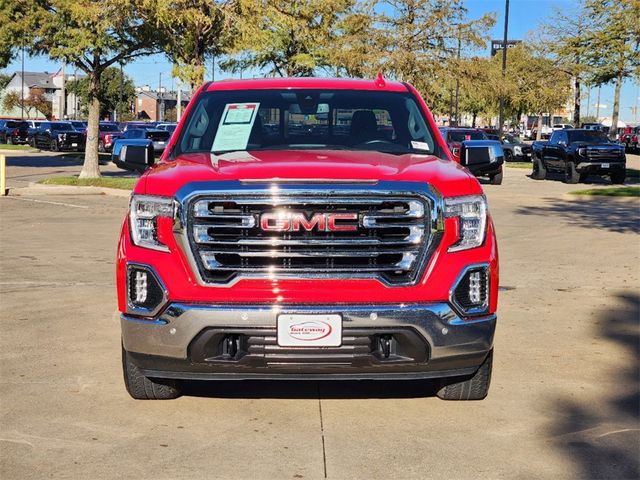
[626,168,640,178]
[506,162,533,169]
[570,186,640,197]
[0,143,36,151]
[39,176,137,190]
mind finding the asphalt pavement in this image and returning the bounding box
[1,152,638,479]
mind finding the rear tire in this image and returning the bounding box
[504,150,513,162]
[98,140,105,153]
[489,171,503,185]
[611,170,626,184]
[122,345,181,400]
[437,350,493,401]
[531,156,546,180]
[564,161,580,184]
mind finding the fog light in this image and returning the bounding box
[451,265,489,316]
[135,271,148,303]
[127,265,166,315]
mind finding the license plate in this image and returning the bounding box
[601,163,610,169]
[72,143,78,147]
[277,314,342,347]
[157,141,165,145]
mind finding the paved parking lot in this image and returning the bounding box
[1,153,639,479]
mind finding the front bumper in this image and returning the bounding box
[576,161,625,174]
[122,303,496,380]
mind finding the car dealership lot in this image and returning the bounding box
[1,155,638,479]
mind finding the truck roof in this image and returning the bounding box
[206,77,409,93]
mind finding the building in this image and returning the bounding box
[134,87,191,122]
[1,70,85,120]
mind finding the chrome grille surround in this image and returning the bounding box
[173,181,444,287]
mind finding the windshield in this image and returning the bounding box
[502,135,522,144]
[146,131,170,141]
[51,123,74,131]
[568,130,610,144]
[175,89,436,156]
[447,130,486,142]
[100,124,120,132]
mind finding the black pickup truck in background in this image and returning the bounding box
[531,129,626,184]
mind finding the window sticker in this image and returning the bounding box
[211,103,260,152]
[411,140,431,151]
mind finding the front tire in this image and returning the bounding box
[564,161,580,184]
[611,170,626,184]
[122,345,181,400]
[489,171,503,185]
[531,156,546,180]
[437,350,493,400]
[50,139,59,152]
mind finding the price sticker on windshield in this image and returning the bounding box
[211,103,260,152]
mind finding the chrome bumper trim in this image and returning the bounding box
[121,302,496,361]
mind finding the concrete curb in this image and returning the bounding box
[9,182,132,198]
[0,148,41,155]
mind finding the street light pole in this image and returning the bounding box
[21,38,25,119]
[497,0,510,137]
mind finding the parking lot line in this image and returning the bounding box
[3,196,89,209]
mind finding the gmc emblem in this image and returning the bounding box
[260,212,358,232]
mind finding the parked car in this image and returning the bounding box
[501,134,533,162]
[531,129,626,184]
[122,121,157,131]
[439,127,504,184]
[117,76,500,400]
[33,121,86,151]
[530,125,553,140]
[155,123,178,136]
[581,122,608,132]
[111,128,171,172]
[552,123,573,130]
[619,125,639,153]
[69,120,88,131]
[0,120,29,144]
[97,122,123,152]
[25,120,44,147]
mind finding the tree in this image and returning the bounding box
[456,57,499,126]
[2,87,52,119]
[583,0,640,136]
[66,67,135,120]
[23,0,160,178]
[0,73,12,90]
[538,4,593,125]
[374,0,495,115]
[0,1,43,68]
[223,0,355,77]
[142,0,230,90]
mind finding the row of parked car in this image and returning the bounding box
[0,119,177,154]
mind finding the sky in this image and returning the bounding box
[4,0,639,122]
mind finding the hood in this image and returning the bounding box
[138,149,480,197]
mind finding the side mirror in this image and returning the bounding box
[458,140,504,167]
[558,140,567,147]
[115,143,155,173]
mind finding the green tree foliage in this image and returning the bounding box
[66,67,136,119]
[0,1,44,69]
[0,73,12,90]
[223,0,355,77]
[583,0,639,134]
[22,0,160,178]
[141,0,230,90]
[538,4,593,125]
[374,0,495,115]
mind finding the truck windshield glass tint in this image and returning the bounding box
[568,131,610,143]
[177,90,435,156]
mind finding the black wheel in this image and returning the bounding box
[489,171,503,185]
[611,170,626,184]
[504,150,513,162]
[564,161,580,184]
[6,136,13,145]
[438,350,493,400]
[122,344,181,400]
[98,140,105,153]
[531,156,546,180]
[28,137,35,147]
[50,139,59,152]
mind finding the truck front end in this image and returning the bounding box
[117,78,499,400]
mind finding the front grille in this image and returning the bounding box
[184,192,437,285]
[586,147,622,160]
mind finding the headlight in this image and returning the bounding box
[444,195,487,252]
[129,195,175,251]
[578,147,587,157]
[58,133,66,140]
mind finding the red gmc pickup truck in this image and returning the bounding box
[117,77,499,401]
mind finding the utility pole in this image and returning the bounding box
[596,85,601,120]
[21,38,25,119]
[212,55,215,82]
[177,80,182,122]
[158,72,164,122]
[453,30,461,127]
[60,62,66,120]
[585,86,591,119]
[497,0,510,137]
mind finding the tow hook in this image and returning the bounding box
[379,335,392,359]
